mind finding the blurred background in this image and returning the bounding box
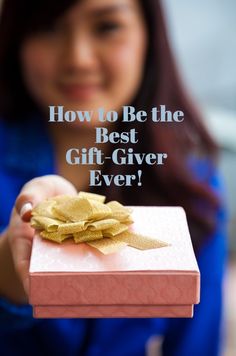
[162,1,236,355]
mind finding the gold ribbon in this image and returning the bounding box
[30,192,169,254]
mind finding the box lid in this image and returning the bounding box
[29,207,200,306]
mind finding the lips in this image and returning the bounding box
[58,82,101,100]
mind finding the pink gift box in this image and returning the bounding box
[29,207,200,318]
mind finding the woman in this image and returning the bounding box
[0,0,227,355]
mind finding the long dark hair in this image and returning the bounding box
[0,0,220,251]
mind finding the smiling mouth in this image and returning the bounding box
[58,82,102,100]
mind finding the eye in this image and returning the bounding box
[96,21,122,35]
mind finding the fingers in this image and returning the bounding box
[7,215,35,296]
[15,175,77,221]
[8,175,77,296]
[12,232,32,295]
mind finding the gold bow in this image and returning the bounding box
[30,192,169,254]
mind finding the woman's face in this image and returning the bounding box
[20,0,148,121]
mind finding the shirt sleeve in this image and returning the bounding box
[161,165,228,356]
[0,120,48,332]
[0,295,38,332]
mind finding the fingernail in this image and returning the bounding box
[20,202,33,219]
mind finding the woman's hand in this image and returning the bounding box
[6,175,77,299]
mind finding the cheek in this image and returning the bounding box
[21,44,56,90]
[104,36,147,94]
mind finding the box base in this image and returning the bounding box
[33,304,194,318]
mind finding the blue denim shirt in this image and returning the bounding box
[0,118,227,356]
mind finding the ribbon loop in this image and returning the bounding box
[31,192,169,254]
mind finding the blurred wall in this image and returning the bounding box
[163,0,236,111]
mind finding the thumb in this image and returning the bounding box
[15,175,77,222]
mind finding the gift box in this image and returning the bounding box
[29,207,200,318]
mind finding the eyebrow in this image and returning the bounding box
[87,4,133,17]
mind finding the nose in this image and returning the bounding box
[62,32,98,72]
